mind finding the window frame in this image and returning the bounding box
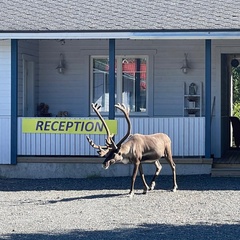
[90,55,149,116]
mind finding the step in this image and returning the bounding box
[212,163,240,168]
[211,168,240,177]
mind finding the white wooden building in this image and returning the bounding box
[0,0,239,177]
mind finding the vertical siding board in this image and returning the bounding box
[194,118,200,155]
[0,118,11,164]
[79,135,85,155]
[50,134,55,155]
[189,118,193,155]
[70,135,75,155]
[40,134,45,155]
[55,134,60,155]
[201,118,204,154]
[35,133,41,155]
[179,118,182,156]
[60,134,66,155]
[17,118,22,154]
[183,118,188,156]
[190,119,195,155]
[25,134,30,155]
[172,118,178,155]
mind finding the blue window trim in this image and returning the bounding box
[205,39,211,158]
[109,39,115,120]
[11,39,18,164]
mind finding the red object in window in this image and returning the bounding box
[105,61,147,80]
[122,62,146,80]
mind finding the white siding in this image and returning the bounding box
[38,40,92,117]
[18,40,39,116]
[35,39,207,118]
[153,40,206,116]
[0,40,11,164]
[17,117,205,156]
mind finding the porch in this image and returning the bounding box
[212,149,240,177]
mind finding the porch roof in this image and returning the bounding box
[0,0,240,34]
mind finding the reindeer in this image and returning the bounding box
[86,103,178,197]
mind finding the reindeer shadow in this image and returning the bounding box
[45,193,124,204]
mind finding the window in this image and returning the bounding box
[91,56,147,113]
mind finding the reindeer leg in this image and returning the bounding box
[129,162,140,197]
[171,161,178,192]
[139,163,150,194]
[150,160,162,190]
[165,151,178,192]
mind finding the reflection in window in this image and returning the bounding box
[92,56,147,113]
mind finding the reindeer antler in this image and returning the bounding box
[86,136,112,157]
[86,103,117,156]
[115,103,131,147]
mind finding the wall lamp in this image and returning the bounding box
[181,53,190,74]
[231,56,239,68]
[56,53,66,74]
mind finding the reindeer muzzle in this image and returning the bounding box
[102,159,116,169]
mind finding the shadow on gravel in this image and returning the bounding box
[0,175,239,192]
[2,222,240,240]
[45,193,124,204]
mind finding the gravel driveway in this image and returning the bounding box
[0,175,239,240]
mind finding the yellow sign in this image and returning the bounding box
[22,118,117,134]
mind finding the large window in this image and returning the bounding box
[91,56,147,113]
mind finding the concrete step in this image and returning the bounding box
[211,167,240,177]
[212,163,240,168]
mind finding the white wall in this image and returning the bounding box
[18,40,39,116]
[34,39,206,118]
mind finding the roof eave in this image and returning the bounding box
[1,30,240,40]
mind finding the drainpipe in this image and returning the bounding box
[11,39,18,164]
[205,39,211,158]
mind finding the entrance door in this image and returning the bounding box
[229,54,240,149]
[221,54,231,155]
[221,53,240,152]
[22,54,36,117]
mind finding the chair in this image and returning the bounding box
[229,116,240,148]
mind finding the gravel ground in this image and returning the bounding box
[0,175,239,240]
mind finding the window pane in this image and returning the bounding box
[92,58,109,111]
[122,58,147,112]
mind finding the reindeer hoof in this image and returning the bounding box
[150,181,156,190]
[128,191,134,198]
[142,189,148,194]
[172,185,178,192]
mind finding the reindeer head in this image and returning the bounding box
[102,147,125,169]
[86,103,131,169]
